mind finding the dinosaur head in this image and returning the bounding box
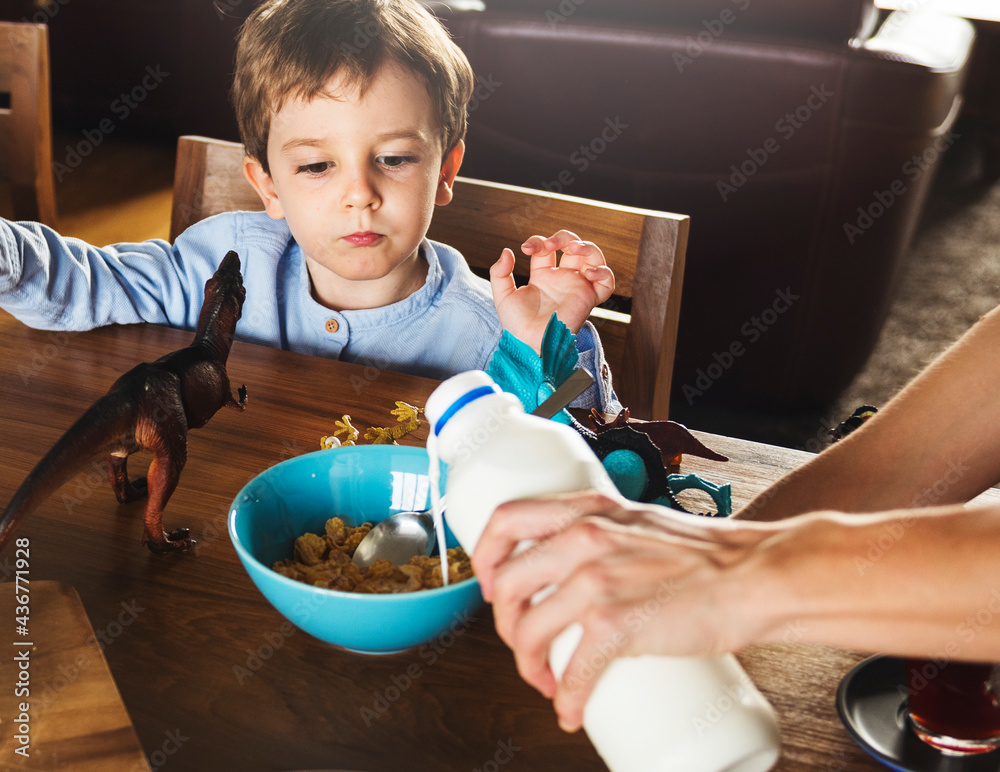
[196,251,247,352]
[203,251,246,319]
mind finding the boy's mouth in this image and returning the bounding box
[343,231,383,247]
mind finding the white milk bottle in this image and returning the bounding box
[425,371,781,772]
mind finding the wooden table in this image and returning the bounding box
[0,312,910,771]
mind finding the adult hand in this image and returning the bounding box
[472,490,772,731]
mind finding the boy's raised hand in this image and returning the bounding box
[489,230,615,353]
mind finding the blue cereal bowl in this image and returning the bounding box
[228,445,483,655]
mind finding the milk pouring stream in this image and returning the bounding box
[425,371,781,772]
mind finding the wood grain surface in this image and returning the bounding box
[0,311,933,771]
[0,581,149,771]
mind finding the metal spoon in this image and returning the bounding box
[351,368,596,569]
[351,499,441,570]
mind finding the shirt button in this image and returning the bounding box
[325,318,340,333]
[601,364,609,380]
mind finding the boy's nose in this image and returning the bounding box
[342,168,380,210]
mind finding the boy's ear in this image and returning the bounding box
[243,156,286,220]
[435,140,465,207]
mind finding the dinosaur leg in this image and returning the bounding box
[141,449,195,553]
[105,453,147,503]
[139,421,195,553]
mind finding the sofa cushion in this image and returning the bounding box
[481,0,878,42]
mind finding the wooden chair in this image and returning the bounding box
[0,22,57,226]
[170,135,688,419]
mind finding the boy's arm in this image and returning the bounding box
[0,218,210,331]
[571,320,622,416]
[489,230,620,414]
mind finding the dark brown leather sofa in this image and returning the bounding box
[438,0,976,426]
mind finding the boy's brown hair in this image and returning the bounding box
[232,0,474,173]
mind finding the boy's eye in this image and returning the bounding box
[296,161,332,175]
[377,155,417,168]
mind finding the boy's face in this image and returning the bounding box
[244,63,464,311]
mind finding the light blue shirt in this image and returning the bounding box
[0,211,619,411]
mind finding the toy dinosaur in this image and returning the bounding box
[589,408,729,469]
[0,251,248,554]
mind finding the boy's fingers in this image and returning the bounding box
[529,252,559,273]
[489,248,518,306]
[541,230,582,253]
[551,242,591,272]
[520,235,549,255]
[560,238,603,262]
[585,265,616,303]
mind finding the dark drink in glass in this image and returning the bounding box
[905,658,1000,755]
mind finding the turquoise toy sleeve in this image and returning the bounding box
[486,313,578,424]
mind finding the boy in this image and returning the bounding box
[0,0,619,412]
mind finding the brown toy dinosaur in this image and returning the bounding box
[590,408,729,470]
[0,250,248,554]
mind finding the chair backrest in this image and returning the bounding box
[170,135,688,419]
[0,22,57,226]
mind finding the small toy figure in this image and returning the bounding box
[589,408,729,470]
[321,415,360,449]
[365,402,423,444]
[829,405,879,442]
[0,251,248,554]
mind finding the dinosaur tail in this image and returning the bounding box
[0,396,131,548]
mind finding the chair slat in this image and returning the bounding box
[0,22,57,226]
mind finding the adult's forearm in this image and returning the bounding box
[739,305,1000,521]
[742,505,1000,660]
